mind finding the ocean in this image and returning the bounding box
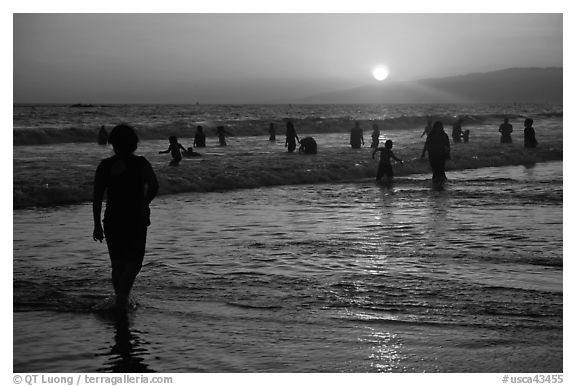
[13,103,563,373]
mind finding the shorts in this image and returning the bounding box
[104,222,148,262]
[377,163,393,180]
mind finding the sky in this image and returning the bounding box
[13,13,562,104]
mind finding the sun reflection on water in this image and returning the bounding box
[362,327,405,372]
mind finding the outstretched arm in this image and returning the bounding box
[159,147,170,154]
[92,165,105,242]
[372,148,379,159]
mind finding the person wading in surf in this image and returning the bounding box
[421,121,451,184]
[93,123,159,311]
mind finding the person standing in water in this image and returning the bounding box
[216,126,228,146]
[421,121,451,184]
[269,123,276,142]
[285,121,300,153]
[451,118,464,143]
[159,136,187,166]
[194,126,206,148]
[93,124,159,311]
[523,118,538,148]
[372,139,403,182]
[421,120,433,138]
[299,137,317,154]
[370,124,380,149]
[98,125,108,145]
[350,122,365,149]
[499,117,513,143]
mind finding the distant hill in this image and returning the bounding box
[299,68,562,104]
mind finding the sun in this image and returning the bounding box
[372,65,390,81]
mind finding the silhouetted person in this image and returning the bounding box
[194,126,206,148]
[299,137,317,154]
[93,124,159,311]
[350,122,364,149]
[159,136,186,166]
[269,123,276,142]
[421,121,451,184]
[372,139,403,182]
[285,121,300,153]
[524,118,538,148]
[216,126,228,146]
[370,124,380,149]
[183,147,202,157]
[421,120,433,138]
[98,126,108,145]
[452,118,464,143]
[499,117,513,143]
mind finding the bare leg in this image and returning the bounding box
[111,260,143,309]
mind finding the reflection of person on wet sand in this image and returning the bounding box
[97,314,154,372]
[421,121,450,184]
[93,124,159,311]
[285,121,300,153]
[159,136,187,166]
[372,140,402,183]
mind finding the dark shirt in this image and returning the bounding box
[376,147,397,165]
[524,126,537,147]
[194,132,206,147]
[499,123,513,135]
[424,131,451,159]
[96,155,156,226]
[286,127,297,140]
[350,127,364,147]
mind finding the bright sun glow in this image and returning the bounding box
[372,66,390,81]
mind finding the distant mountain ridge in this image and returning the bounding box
[299,68,562,104]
